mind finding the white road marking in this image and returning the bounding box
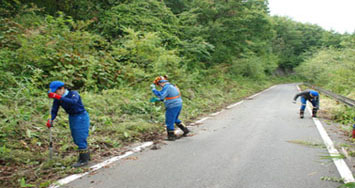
[49,142,154,188]
[195,117,210,124]
[248,92,262,99]
[226,101,244,109]
[265,85,276,92]
[296,84,354,183]
[310,116,354,183]
[249,85,276,99]
[211,110,225,116]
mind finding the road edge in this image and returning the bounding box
[296,85,354,183]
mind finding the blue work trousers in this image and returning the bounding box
[300,97,319,111]
[165,105,182,131]
[69,111,90,149]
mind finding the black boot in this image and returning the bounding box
[176,123,190,136]
[167,130,176,141]
[300,110,304,119]
[312,108,317,117]
[72,149,90,168]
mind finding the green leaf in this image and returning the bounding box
[123,132,130,138]
[19,178,35,187]
[26,129,32,139]
[338,182,355,188]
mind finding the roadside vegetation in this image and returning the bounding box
[0,0,352,187]
[297,35,355,137]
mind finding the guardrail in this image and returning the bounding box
[303,83,355,107]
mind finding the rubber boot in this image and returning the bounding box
[167,130,176,141]
[72,149,90,168]
[176,123,190,136]
[300,110,304,119]
[312,108,317,117]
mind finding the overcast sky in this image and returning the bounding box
[268,0,355,34]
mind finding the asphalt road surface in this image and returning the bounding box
[64,84,341,188]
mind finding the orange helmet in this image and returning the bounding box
[153,75,168,85]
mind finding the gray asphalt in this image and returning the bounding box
[65,84,341,188]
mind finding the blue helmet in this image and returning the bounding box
[310,90,319,97]
[49,81,65,93]
[159,79,168,83]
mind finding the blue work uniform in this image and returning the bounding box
[293,90,319,111]
[152,83,182,131]
[51,90,90,149]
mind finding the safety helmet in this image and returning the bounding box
[310,91,319,97]
[49,81,65,93]
[153,76,168,86]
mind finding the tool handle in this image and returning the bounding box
[48,99,53,160]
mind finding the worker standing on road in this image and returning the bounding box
[47,81,90,167]
[151,76,190,141]
[293,90,319,118]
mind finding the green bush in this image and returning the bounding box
[296,35,355,130]
[97,0,180,45]
[0,13,122,90]
[295,43,355,96]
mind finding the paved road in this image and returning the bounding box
[65,84,341,188]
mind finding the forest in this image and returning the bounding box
[0,0,354,187]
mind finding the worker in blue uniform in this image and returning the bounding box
[47,81,90,167]
[151,76,190,141]
[293,90,319,118]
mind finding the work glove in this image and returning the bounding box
[46,119,52,128]
[48,92,61,100]
[150,84,156,90]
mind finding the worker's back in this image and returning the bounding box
[163,83,182,109]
